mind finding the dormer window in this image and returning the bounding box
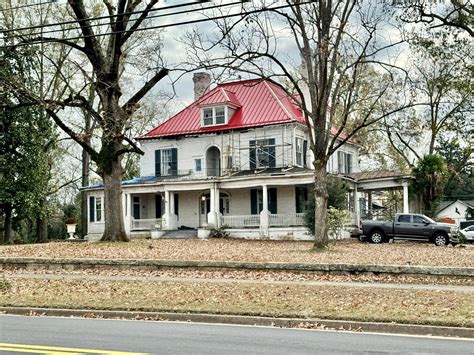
[202,106,227,127]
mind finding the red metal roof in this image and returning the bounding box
[138,78,355,143]
[138,79,305,139]
[199,87,241,107]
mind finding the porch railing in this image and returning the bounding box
[221,214,260,228]
[269,213,305,227]
[131,218,162,231]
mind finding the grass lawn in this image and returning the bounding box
[0,239,473,267]
[0,278,472,327]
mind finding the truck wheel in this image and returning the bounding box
[369,230,385,244]
[433,233,448,246]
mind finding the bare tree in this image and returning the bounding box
[384,40,472,166]
[400,0,473,37]
[2,0,170,242]
[184,1,413,248]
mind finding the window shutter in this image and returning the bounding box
[303,140,308,166]
[269,188,277,214]
[170,148,178,175]
[337,151,344,173]
[155,150,161,176]
[346,153,352,174]
[89,196,95,222]
[173,193,179,216]
[249,140,256,170]
[268,138,276,168]
[250,189,258,215]
[155,194,162,218]
[295,187,301,213]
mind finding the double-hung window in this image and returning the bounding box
[194,158,202,173]
[250,138,276,169]
[89,196,102,222]
[337,151,353,174]
[296,138,303,166]
[155,148,178,176]
[202,106,227,126]
[203,108,213,126]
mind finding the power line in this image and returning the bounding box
[1,0,213,35]
[1,1,304,50]
[2,0,245,40]
[0,0,59,12]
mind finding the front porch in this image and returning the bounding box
[124,180,313,239]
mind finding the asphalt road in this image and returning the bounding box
[0,315,472,354]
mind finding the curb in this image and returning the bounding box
[1,306,472,338]
[1,257,473,277]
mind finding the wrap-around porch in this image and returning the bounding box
[127,183,309,235]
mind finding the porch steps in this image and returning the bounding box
[161,229,197,239]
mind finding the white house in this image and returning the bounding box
[84,74,411,240]
[436,200,474,226]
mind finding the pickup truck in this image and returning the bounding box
[355,213,459,246]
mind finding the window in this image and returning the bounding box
[397,215,411,223]
[295,186,308,213]
[337,151,353,174]
[250,138,276,169]
[194,158,202,172]
[215,107,225,124]
[250,188,277,214]
[203,108,213,126]
[202,106,227,126]
[155,148,178,176]
[295,138,305,166]
[89,196,103,222]
[413,215,427,224]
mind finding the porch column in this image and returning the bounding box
[402,181,409,213]
[260,184,269,237]
[367,191,373,219]
[163,189,177,230]
[207,185,218,227]
[215,187,221,228]
[353,185,360,226]
[123,193,131,236]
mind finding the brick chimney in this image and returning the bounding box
[193,72,211,101]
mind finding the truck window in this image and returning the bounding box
[397,215,411,223]
[413,216,426,224]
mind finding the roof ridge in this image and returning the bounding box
[263,80,293,120]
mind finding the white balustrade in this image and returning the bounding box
[221,214,260,228]
[269,213,305,227]
[131,218,162,231]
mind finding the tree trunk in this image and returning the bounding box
[100,153,128,242]
[313,161,329,249]
[81,148,90,238]
[4,203,14,245]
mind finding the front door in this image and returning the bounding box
[199,195,211,227]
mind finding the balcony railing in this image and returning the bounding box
[221,214,260,228]
[269,213,305,227]
[131,218,162,231]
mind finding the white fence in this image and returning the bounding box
[131,218,162,231]
[221,215,260,228]
[269,213,305,227]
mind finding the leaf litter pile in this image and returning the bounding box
[0,239,473,267]
[0,278,472,327]
[1,239,473,327]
